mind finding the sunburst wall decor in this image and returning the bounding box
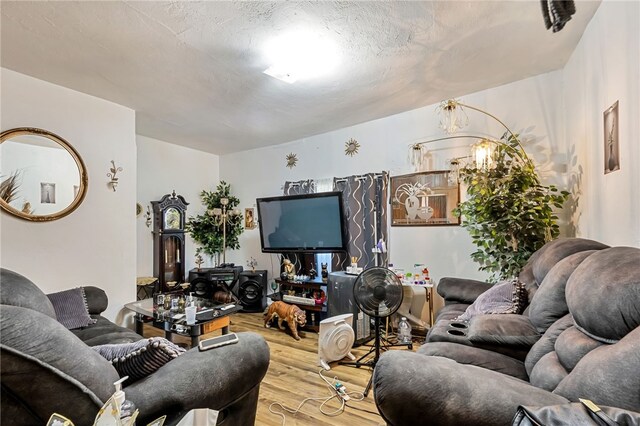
[345,138,360,156]
[286,153,298,169]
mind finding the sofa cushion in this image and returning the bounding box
[456,280,525,321]
[0,268,56,319]
[72,316,142,346]
[93,337,186,382]
[83,286,109,315]
[531,238,608,286]
[566,246,640,343]
[467,314,540,347]
[418,341,528,380]
[47,287,97,329]
[553,326,640,411]
[525,314,574,376]
[528,251,595,333]
[0,305,119,404]
[437,277,493,304]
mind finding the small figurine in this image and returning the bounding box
[321,263,328,281]
[283,258,296,281]
[308,262,317,280]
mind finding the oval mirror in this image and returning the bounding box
[0,127,88,221]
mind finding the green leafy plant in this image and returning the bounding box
[454,134,569,282]
[186,181,244,260]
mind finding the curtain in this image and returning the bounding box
[281,179,316,274]
[283,179,315,195]
[332,172,389,271]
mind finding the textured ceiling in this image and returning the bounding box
[1,1,600,155]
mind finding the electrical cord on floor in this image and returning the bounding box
[268,368,367,425]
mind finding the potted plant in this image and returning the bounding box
[186,181,244,265]
[454,134,569,282]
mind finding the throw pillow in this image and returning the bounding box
[47,287,97,329]
[93,337,186,382]
[456,279,527,322]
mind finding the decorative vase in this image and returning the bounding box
[404,195,419,220]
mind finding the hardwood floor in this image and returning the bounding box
[144,312,421,425]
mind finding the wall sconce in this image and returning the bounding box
[107,160,123,192]
[208,197,241,265]
[144,206,152,228]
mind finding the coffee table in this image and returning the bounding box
[125,296,242,347]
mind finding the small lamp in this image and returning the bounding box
[472,139,495,169]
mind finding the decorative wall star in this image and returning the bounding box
[345,138,360,156]
[286,152,298,169]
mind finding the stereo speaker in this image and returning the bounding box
[188,267,242,299]
[237,270,268,313]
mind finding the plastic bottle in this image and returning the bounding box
[113,377,137,421]
[398,317,412,344]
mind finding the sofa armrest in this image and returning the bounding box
[373,352,568,426]
[82,286,108,315]
[437,277,493,304]
[125,332,269,425]
[513,402,640,425]
[467,314,541,347]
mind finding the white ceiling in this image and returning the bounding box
[1,1,600,155]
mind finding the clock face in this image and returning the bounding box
[164,207,181,230]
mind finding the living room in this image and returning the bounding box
[1,1,639,425]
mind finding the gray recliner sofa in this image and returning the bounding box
[0,268,270,426]
[373,244,640,425]
[425,238,609,365]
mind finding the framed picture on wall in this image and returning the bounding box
[244,207,256,229]
[604,100,620,174]
[390,170,460,226]
[40,182,56,204]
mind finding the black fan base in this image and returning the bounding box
[339,317,412,397]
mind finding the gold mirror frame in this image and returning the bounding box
[0,127,88,222]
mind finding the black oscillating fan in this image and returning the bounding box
[340,267,403,396]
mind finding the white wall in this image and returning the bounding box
[220,70,567,283]
[0,68,136,321]
[563,0,640,247]
[2,141,79,215]
[136,135,220,278]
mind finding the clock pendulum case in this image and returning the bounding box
[152,191,189,292]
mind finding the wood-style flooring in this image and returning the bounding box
[144,312,422,425]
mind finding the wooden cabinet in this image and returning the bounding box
[276,278,327,332]
[152,191,189,292]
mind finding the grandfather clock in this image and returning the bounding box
[152,191,189,292]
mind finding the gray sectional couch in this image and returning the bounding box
[0,268,270,426]
[373,239,640,425]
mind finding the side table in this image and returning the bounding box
[136,276,159,300]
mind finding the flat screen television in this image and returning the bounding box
[256,191,347,253]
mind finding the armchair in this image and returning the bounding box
[0,269,270,425]
[373,245,640,425]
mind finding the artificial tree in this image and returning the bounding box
[186,181,244,265]
[454,133,569,282]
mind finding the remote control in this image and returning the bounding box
[217,303,236,311]
[198,333,239,351]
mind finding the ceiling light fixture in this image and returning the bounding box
[263,31,339,83]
